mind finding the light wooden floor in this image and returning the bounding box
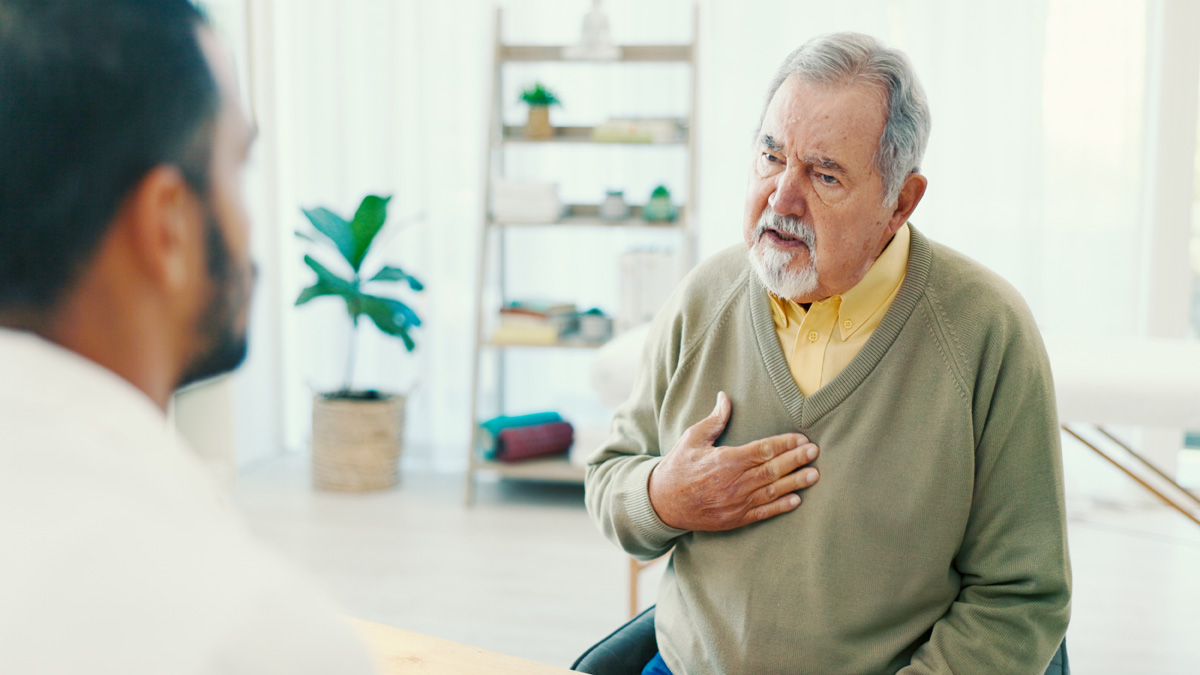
[234,453,1200,673]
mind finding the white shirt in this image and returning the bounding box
[0,330,376,674]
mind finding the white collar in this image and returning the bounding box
[0,328,174,451]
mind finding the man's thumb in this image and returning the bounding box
[696,391,730,442]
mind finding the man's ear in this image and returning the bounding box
[118,165,200,292]
[887,172,928,234]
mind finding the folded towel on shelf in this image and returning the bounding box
[491,180,563,223]
[479,412,564,459]
[496,421,574,462]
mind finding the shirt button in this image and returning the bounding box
[843,320,853,330]
[807,331,819,343]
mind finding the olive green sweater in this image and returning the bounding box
[585,228,1071,674]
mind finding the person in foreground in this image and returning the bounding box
[585,32,1071,674]
[0,1,375,672]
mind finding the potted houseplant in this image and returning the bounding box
[295,194,424,492]
[521,82,560,140]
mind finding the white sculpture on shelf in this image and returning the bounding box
[563,0,622,60]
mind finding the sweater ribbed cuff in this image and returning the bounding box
[622,458,689,552]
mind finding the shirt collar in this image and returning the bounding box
[768,223,911,337]
[0,328,175,447]
[836,223,910,338]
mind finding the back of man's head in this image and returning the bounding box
[0,0,217,313]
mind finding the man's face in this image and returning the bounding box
[743,74,902,303]
[178,28,256,388]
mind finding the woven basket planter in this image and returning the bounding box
[311,393,405,492]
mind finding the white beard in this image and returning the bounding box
[748,210,818,299]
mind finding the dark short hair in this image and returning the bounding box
[0,0,218,310]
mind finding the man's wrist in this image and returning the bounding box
[625,458,688,544]
[646,461,683,530]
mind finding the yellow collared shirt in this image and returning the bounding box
[769,224,911,396]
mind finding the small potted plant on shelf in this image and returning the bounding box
[521,82,560,140]
[295,194,424,492]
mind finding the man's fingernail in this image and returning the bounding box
[712,392,723,415]
[788,495,801,507]
[807,445,818,461]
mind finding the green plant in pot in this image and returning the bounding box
[295,194,424,492]
[520,82,560,140]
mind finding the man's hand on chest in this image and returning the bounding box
[647,391,821,531]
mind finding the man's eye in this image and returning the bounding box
[817,173,840,185]
[756,153,784,176]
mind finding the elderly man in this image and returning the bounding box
[585,33,1070,674]
[0,1,374,672]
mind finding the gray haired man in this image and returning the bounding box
[586,32,1070,674]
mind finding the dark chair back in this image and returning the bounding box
[572,606,658,674]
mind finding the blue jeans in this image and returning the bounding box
[641,652,673,675]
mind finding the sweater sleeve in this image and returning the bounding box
[584,298,691,560]
[900,319,1072,674]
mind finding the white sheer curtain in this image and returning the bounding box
[255,0,488,467]
[227,0,1174,470]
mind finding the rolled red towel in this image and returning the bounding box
[496,421,574,462]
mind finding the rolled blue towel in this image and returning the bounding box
[479,412,563,458]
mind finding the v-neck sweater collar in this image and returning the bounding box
[749,226,934,428]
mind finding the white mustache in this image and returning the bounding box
[755,210,816,249]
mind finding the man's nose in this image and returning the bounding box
[767,168,806,217]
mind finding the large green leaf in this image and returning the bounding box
[363,294,421,328]
[302,207,356,268]
[295,281,339,306]
[369,265,425,291]
[302,255,357,295]
[297,255,363,326]
[348,195,391,271]
[393,325,417,352]
[359,295,419,351]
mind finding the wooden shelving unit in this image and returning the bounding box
[472,455,593,484]
[466,6,698,503]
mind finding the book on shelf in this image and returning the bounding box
[491,299,576,345]
[502,299,577,317]
[492,299,617,345]
[591,117,685,143]
[489,322,559,345]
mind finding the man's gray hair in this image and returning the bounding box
[760,32,931,204]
